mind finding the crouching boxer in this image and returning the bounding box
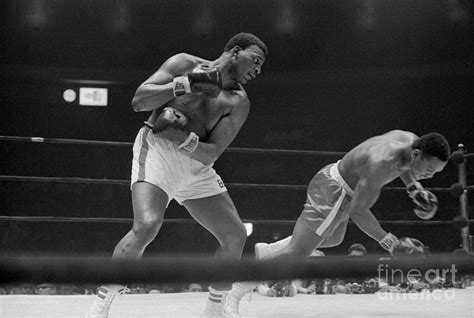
[224,130,450,317]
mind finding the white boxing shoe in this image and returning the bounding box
[85,284,129,318]
[255,236,292,260]
[222,282,257,318]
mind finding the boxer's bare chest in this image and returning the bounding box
[159,91,235,139]
[342,144,403,188]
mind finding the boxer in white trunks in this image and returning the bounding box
[86,32,267,318]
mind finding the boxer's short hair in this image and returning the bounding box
[413,133,450,162]
[223,33,268,57]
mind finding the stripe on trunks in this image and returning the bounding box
[138,127,150,181]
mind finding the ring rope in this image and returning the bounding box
[0,175,307,190]
[2,135,473,159]
[1,254,473,284]
[0,135,346,156]
[1,175,470,193]
[460,152,474,158]
[0,215,472,226]
[2,135,472,160]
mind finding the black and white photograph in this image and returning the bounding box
[1,1,473,317]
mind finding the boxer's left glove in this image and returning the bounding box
[406,181,438,220]
[178,132,199,153]
[173,67,222,98]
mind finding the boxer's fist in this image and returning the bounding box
[152,107,189,133]
[188,68,222,97]
[406,181,438,220]
[392,237,425,256]
[173,67,222,98]
[152,107,190,144]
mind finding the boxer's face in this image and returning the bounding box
[410,150,447,180]
[231,45,266,84]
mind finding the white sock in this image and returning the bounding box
[208,287,225,303]
[201,287,225,316]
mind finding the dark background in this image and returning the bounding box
[1,0,473,257]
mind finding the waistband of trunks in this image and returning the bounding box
[329,160,354,197]
[144,121,154,129]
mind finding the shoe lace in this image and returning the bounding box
[245,282,257,303]
[247,289,253,303]
[225,287,255,315]
[223,293,240,314]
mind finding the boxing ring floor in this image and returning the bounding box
[1,288,473,318]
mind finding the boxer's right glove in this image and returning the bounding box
[151,107,190,134]
[173,68,222,98]
[151,107,199,153]
[392,237,426,256]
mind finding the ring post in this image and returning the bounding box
[456,144,470,251]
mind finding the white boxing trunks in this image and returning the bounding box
[131,126,227,206]
[298,160,354,238]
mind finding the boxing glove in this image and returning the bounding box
[406,181,438,220]
[151,107,199,153]
[152,107,189,134]
[173,67,222,98]
[392,237,426,256]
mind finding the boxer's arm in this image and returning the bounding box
[132,53,196,112]
[348,162,390,242]
[399,170,417,187]
[351,208,387,242]
[187,92,250,165]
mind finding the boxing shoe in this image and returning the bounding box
[254,236,292,260]
[85,284,129,318]
[221,282,256,318]
[254,243,271,260]
[221,292,241,318]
